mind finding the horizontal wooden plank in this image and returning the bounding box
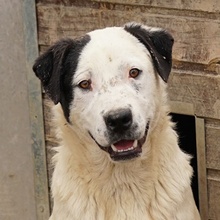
[207,169,220,219]
[93,0,220,13]
[37,0,220,13]
[37,4,220,65]
[168,71,220,119]
[206,119,220,170]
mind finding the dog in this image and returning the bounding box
[33,23,201,220]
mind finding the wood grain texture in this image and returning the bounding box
[43,96,58,144]
[42,97,57,211]
[207,169,220,219]
[36,4,220,65]
[206,119,220,170]
[37,0,220,13]
[168,71,220,119]
[93,0,220,13]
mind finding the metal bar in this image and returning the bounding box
[22,0,50,219]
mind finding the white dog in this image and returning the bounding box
[33,23,201,220]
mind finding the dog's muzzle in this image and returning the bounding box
[104,108,133,134]
[90,109,149,161]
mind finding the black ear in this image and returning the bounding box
[33,39,76,104]
[124,23,174,82]
[33,36,90,121]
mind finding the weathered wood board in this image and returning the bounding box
[94,0,220,13]
[0,0,49,219]
[207,170,220,219]
[37,3,220,65]
[206,119,220,170]
[168,71,220,120]
[37,0,220,13]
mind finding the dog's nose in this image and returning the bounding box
[104,109,133,133]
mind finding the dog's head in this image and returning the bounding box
[33,23,174,162]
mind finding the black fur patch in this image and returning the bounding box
[33,35,91,121]
[124,23,174,82]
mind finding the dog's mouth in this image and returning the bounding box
[90,124,149,161]
[107,136,146,161]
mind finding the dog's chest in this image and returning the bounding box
[51,149,184,220]
[65,180,154,220]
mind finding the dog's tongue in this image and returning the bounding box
[113,140,134,150]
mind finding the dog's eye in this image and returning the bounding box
[129,68,141,78]
[78,80,91,90]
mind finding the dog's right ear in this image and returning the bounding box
[33,39,75,104]
[124,23,174,82]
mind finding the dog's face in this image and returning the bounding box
[33,23,173,161]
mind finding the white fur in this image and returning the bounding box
[49,27,200,220]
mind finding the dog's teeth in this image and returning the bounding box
[111,141,138,153]
[111,144,118,152]
[133,140,138,148]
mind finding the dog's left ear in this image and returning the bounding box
[33,39,76,104]
[124,23,174,82]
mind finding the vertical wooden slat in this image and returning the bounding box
[196,117,208,220]
[22,0,50,219]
